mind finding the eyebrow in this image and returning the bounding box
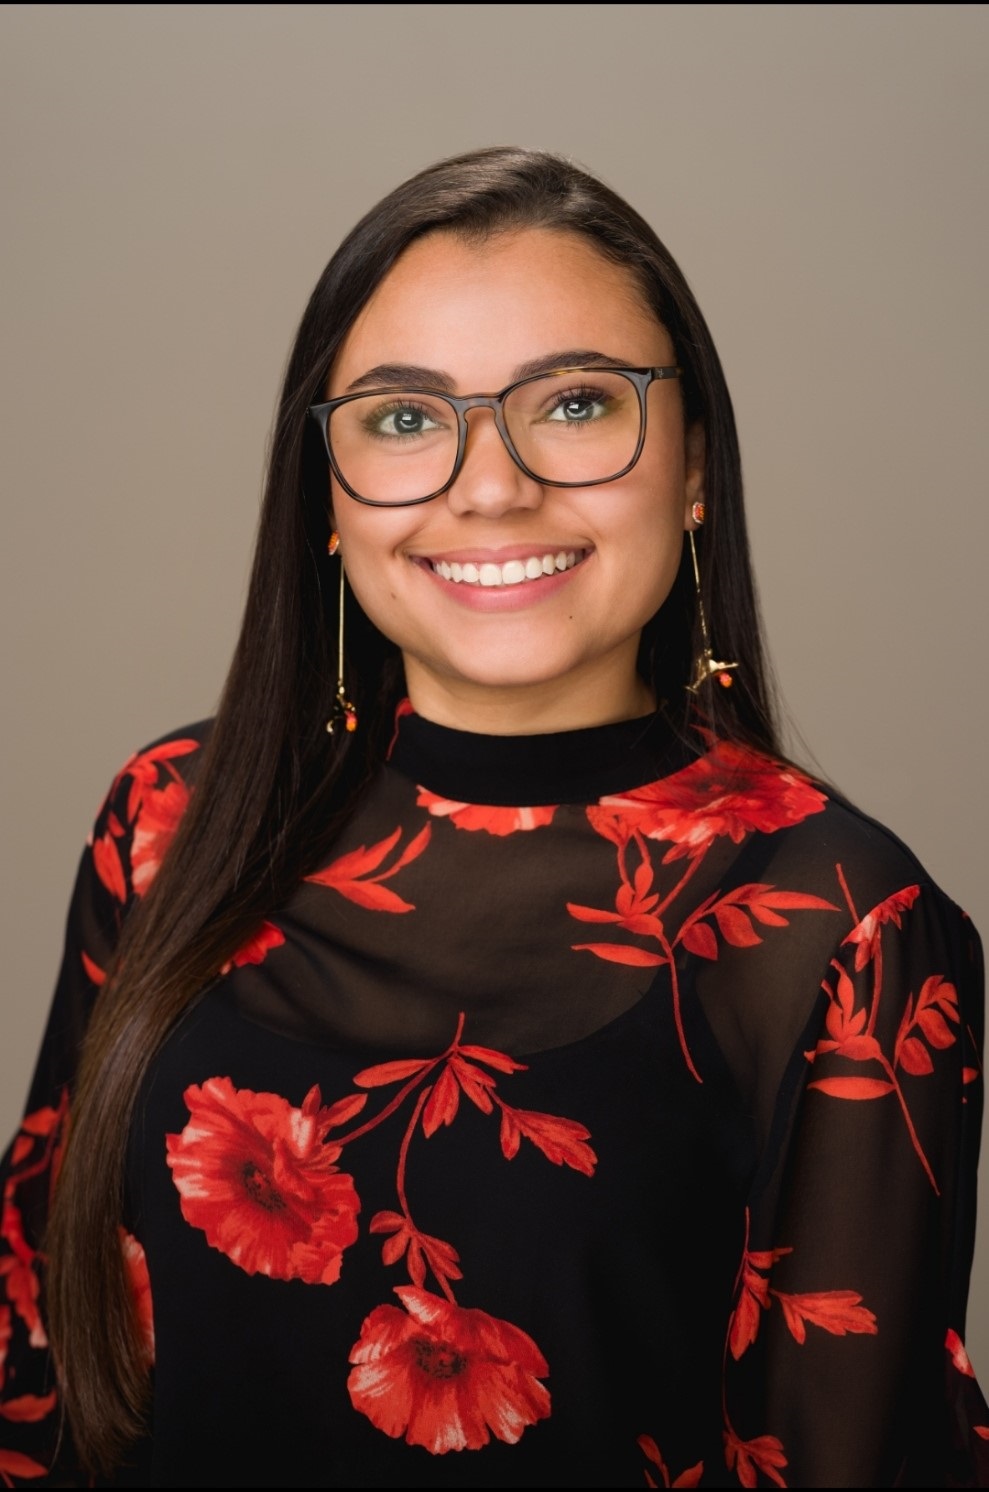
[343,350,638,395]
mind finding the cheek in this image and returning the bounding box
[332,505,419,641]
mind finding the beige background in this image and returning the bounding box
[2,3,987,1367]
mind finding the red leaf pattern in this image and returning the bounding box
[724,1427,788,1488]
[638,1433,704,1487]
[728,1214,876,1364]
[307,825,431,913]
[220,920,286,974]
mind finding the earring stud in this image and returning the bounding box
[691,501,705,526]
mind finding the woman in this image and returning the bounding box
[1,147,985,1488]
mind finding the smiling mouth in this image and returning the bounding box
[427,548,592,588]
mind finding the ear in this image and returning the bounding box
[683,422,706,529]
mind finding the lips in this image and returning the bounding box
[427,548,591,588]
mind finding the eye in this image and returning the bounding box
[361,399,447,440]
[544,387,611,424]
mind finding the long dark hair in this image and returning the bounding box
[47,145,780,1473]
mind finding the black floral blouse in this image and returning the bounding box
[1,709,987,1488]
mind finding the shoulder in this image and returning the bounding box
[800,779,970,934]
[698,738,971,932]
[738,759,982,1016]
[89,720,213,905]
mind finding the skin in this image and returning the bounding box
[327,227,705,735]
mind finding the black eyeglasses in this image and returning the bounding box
[308,365,682,507]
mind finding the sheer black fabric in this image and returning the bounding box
[1,712,986,1488]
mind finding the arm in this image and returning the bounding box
[723,879,988,1487]
[0,730,201,1484]
[0,790,125,1484]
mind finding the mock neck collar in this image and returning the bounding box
[387,707,691,806]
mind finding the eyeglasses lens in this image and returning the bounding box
[327,370,642,504]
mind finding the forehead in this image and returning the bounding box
[329,228,669,395]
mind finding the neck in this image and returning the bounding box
[401,650,657,736]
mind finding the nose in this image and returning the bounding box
[444,406,545,518]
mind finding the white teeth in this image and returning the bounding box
[430,549,589,586]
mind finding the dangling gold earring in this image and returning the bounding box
[326,532,357,734]
[686,506,738,694]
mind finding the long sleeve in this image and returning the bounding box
[0,729,204,1485]
[723,875,988,1487]
[0,802,125,1483]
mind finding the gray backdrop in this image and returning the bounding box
[2,4,987,1368]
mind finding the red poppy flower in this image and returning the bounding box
[131,780,190,896]
[120,1229,155,1367]
[348,1287,550,1453]
[595,742,827,861]
[417,789,557,836]
[166,1078,360,1285]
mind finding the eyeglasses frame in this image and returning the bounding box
[308,364,683,508]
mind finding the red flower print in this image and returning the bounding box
[843,885,920,970]
[0,1447,48,1482]
[729,1218,876,1361]
[307,824,431,912]
[723,1427,788,1488]
[111,737,199,822]
[729,1244,790,1360]
[678,883,838,962]
[595,741,827,862]
[806,962,883,1066]
[416,788,557,835]
[638,1434,704,1488]
[774,1290,878,1345]
[0,1391,57,1425]
[220,920,286,974]
[0,1203,44,1350]
[420,1045,525,1134]
[92,829,127,902]
[0,1306,10,1392]
[166,1078,360,1284]
[130,779,190,896]
[80,949,106,986]
[347,1286,550,1453]
[895,974,960,1077]
[370,1212,463,1292]
[497,1106,596,1175]
[120,1229,155,1367]
[807,956,957,1192]
[947,1328,977,1378]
